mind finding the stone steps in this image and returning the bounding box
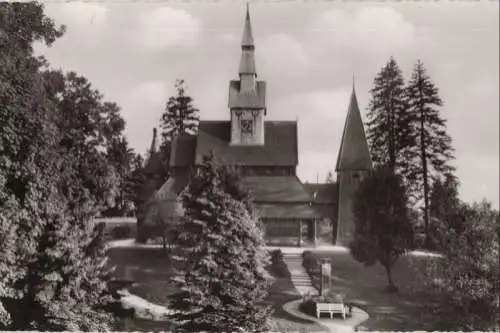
[282,251,318,296]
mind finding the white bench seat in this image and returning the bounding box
[316,302,348,319]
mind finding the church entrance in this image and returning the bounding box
[263,218,317,247]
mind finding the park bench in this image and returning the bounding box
[316,302,348,319]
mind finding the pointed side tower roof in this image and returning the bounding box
[335,83,373,171]
[238,3,256,76]
[143,128,162,174]
[149,128,158,153]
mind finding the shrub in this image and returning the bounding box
[298,299,316,317]
[268,250,290,278]
[302,251,320,289]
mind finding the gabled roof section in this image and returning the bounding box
[194,120,298,166]
[228,80,266,109]
[169,134,197,167]
[335,86,373,171]
[303,183,339,204]
[243,176,312,203]
[255,203,316,220]
[143,128,163,175]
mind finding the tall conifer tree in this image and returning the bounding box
[169,153,271,332]
[366,57,414,178]
[159,79,200,173]
[406,60,455,248]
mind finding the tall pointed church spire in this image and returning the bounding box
[239,3,257,80]
[335,83,372,171]
[241,3,254,48]
[228,4,266,145]
[149,128,158,154]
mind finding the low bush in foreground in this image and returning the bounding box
[298,299,316,317]
[268,250,290,278]
[302,251,320,289]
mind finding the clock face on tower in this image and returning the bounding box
[241,119,253,134]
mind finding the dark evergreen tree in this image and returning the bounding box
[366,57,414,177]
[349,167,414,292]
[406,60,455,248]
[423,173,461,250]
[160,79,200,142]
[125,153,147,216]
[169,152,271,332]
[159,79,200,174]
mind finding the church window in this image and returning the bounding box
[241,119,253,134]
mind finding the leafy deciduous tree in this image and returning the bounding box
[0,2,117,329]
[421,200,499,330]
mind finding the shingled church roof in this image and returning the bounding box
[143,128,164,175]
[303,183,338,204]
[243,176,312,203]
[170,120,298,167]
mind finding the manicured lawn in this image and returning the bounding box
[309,250,455,331]
[107,247,325,332]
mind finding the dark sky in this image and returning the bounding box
[37,1,499,208]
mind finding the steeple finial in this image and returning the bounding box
[239,3,256,77]
[242,3,254,48]
[352,72,355,92]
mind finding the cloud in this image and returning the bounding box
[260,34,311,77]
[120,81,169,153]
[310,7,420,61]
[135,7,202,52]
[271,87,351,121]
[298,151,338,183]
[44,2,109,46]
[216,32,238,43]
[271,87,356,182]
[455,154,499,208]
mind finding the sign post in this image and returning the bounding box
[320,259,332,297]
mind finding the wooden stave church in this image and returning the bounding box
[136,5,373,247]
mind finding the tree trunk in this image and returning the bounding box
[162,229,167,257]
[389,101,396,172]
[420,101,431,249]
[383,262,398,293]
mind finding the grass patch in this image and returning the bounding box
[302,249,459,331]
[108,247,325,332]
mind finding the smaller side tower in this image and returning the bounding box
[335,83,373,245]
